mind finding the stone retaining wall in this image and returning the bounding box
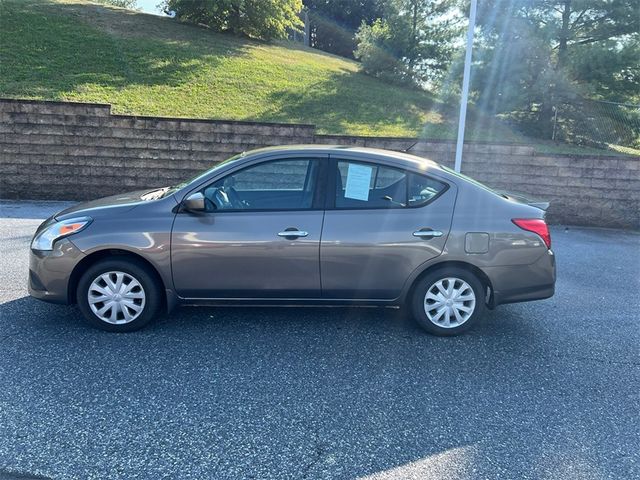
[1,98,638,228]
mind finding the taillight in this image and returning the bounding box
[512,218,551,249]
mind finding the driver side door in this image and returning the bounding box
[171,155,327,299]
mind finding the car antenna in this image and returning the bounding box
[402,140,420,153]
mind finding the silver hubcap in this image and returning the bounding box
[424,277,476,328]
[88,271,146,325]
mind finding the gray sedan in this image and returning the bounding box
[28,146,556,335]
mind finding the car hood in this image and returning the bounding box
[54,188,169,220]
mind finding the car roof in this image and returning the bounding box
[243,145,443,173]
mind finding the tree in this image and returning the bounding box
[474,0,639,139]
[162,0,303,40]
[354,19,411,83]
[303,0,384,58]
[355,0,461,85]
[388,0,461,81]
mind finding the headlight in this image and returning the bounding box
[31,217,92,251]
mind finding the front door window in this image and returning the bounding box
[202,159,319,211]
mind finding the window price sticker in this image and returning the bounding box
[344,163,372,201]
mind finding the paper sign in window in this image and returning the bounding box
[344,164,372,201]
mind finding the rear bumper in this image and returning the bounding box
[28,239,85,305]
[484,249,556,307]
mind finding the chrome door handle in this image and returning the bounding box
[278,230,308,238]
[413,229,443,238]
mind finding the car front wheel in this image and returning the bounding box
[76,258,162,332]
[411,267,486,336]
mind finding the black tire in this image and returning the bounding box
[410,267,486,336]
[76,258,162,332]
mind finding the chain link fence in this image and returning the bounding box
[552,99,640,151]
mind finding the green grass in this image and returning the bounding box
[0,0,514,139]
[0,0,637,156]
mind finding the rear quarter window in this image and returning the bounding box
[408,173,448,207]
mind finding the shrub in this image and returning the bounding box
[162,0,303,40]
[354,20,410,85]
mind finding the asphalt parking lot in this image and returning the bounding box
[0,200,638,480]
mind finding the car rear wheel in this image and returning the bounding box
[76,258,162,332]
[411,267,485,336]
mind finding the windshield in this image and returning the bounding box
[161,153,246,197]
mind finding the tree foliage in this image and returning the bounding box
[354,19,410,83]
[473,0,640,140]
[355,0,461,85]
[95,0,138,8]
[303,0,384,58]
[162,0,303,40]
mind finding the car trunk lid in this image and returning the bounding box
[495,190,550,211]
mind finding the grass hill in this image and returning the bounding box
[0,0,634,155]
[0,0,520,139]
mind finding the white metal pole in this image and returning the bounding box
[454,0,478,173]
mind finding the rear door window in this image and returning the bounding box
[335,160,447,209]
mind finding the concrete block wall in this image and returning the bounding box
[1,98,638,229]
[0,99,314,200]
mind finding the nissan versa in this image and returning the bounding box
[29,146,556,335]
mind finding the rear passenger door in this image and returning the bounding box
[320,157,456,300]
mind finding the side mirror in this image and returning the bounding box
[182,192,206,212]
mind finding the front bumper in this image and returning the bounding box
[484,249,556,307]
[28,239,85,304]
